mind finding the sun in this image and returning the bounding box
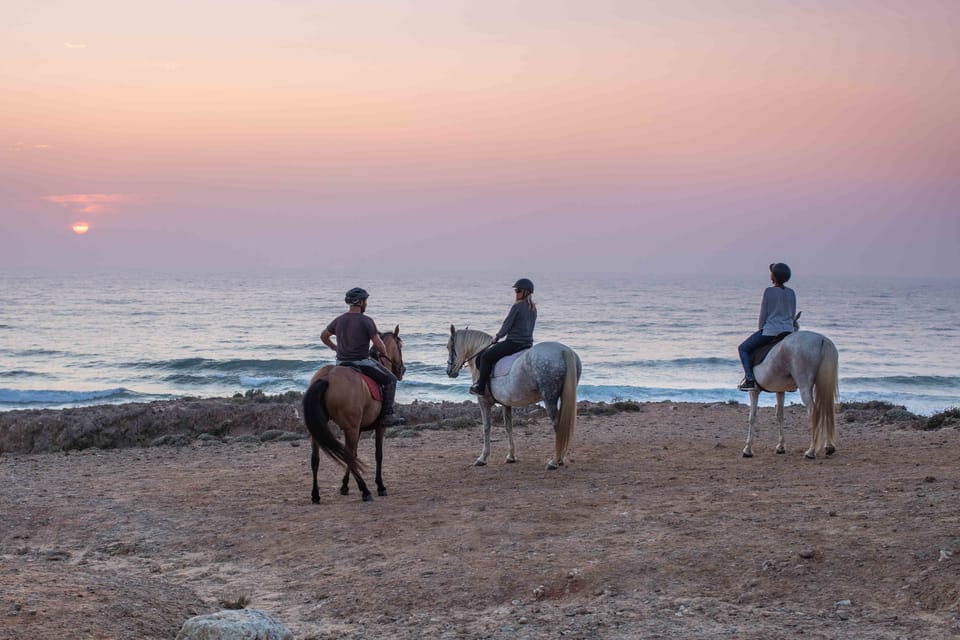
[71,221,90,235]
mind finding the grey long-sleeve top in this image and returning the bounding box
[495,301,537,346]
[759,286,797,335]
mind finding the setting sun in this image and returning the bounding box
[71,221,90,235]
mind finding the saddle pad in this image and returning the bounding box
[361,374,382,401]
[492,350,527,378]
[750,332,792,368]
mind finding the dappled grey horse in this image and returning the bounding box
[743,317,839,459]
[446,325,581,469]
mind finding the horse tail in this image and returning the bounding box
[302,378,359,471]
[811,337,839,451]
[554,348,579,462]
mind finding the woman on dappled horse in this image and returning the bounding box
[470,278,537,396]
[738,263,797,391]
[320,287,404,426]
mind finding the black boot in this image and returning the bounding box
[379,382,405,426]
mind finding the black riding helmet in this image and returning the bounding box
[769,263,791,285]
[344,287,369,305]
[513,278,534,293]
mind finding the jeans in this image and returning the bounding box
[738,331,778,382]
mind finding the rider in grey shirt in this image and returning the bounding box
[738,263,797,390]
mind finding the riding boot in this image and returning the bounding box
[379,381,405,426]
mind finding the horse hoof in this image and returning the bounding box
[825,445,836,457]
[340,487,349,496]
[474,459,487,467]
[506,458,516,464]
[362,494,373,502]
[545,462,558,471]
[311,496,320,504]
[804,452,816,460]
[742,451,753,458]
[378,488,387,496]
[776,448,786,455]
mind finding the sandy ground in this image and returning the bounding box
[1,400,958,639]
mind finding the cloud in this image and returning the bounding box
[43,194,136,215]
[63,42,87,49]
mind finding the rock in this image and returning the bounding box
[175,608,292,640]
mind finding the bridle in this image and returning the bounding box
[371,333,405,379]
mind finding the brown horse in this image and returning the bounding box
[302,326,405,503]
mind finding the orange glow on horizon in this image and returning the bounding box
[71,221,90,235]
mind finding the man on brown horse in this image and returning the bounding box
[321,287,405,426]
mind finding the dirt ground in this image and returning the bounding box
[1,400,958,639]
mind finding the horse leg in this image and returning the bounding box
[503,405,516,464]
[775,392,786,454]
[311,439,322,504]
[798,385,818,459]
[742,389,760,458]
[343,428,372,501]
[375,425,387,496]
[475,398,494,466]
[544,397,561,470]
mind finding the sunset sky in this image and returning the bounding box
[2,1,958,276]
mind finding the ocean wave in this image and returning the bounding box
[0,387,156,407]
[127,357,324,373]
[841,375,960,389]
[0,370,43,379]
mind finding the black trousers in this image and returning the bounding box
[475,340,530,391]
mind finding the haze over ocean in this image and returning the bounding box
[2,269,957,416]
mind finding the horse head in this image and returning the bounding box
[446,325,464,378]
[378,325,405,380]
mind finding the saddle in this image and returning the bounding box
[749,331,792,368]
[492,349,528,378]
[336,363,383,401]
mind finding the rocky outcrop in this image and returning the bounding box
[175,608,292,640]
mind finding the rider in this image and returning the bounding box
[321,287,404,426]
[737,263,797,391]
[470,278,537,396]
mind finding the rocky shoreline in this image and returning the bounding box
[1,391,950,456]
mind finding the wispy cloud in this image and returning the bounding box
[10,142,52,152]
[63,42,87,49]
[44,193,136,215]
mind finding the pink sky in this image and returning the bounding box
[2,1,958,276]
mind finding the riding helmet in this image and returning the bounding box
[769,263,791,285]
[513,278,535,293]
[344,287,370,305]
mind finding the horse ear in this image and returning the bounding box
[393,324,400,337]
[450,324,456,337]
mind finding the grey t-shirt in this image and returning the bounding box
[759,286,797,336]
[325,312,379,361]
[496,301,537,346]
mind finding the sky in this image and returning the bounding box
[2,1,958,277]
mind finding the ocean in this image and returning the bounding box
[1,269,958,416]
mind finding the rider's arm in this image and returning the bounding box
[321,328,337,352]
[495,303,520,341]
[371,334,388,357]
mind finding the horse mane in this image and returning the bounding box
[456,328,493,357]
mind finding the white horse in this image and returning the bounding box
[742,318,839,459]
[446,325,581,469]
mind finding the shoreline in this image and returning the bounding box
[0,393,949,457]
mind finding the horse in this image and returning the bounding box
[742,316,839,459]
[302,327,405,503]
[446,325,581,469]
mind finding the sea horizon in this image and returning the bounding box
[2,268,958,417]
